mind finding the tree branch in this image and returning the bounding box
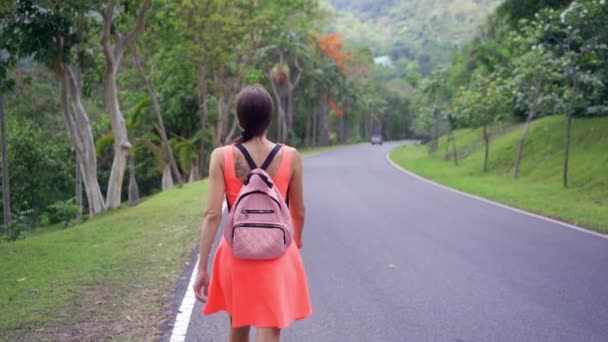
[101,0,117,65]
[291,54,303,90]
[120,0,152,53]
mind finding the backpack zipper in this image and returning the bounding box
[242,209,275,216]
[232,222,287,244]
[233,190,281,210]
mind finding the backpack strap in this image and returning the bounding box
[260,144,283,170]
[234,143,257,169]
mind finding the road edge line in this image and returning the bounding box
[169,253,200,342]
[385,150,608,241]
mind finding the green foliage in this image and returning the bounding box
[417,0,608,144]
[497,0,573,25]
[507,48,561,120]
[325,0,503,75]
[1,211,30,242]
[2,119,73,223]
[453,72,510,129]
[46,198,79,227]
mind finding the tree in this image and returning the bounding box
[133,48,183,188]
[421,71,451,154]
[539,1,606,187]
[454,72,509,172]
[508,47,560,179]
[1,1,106,216]
[0,23,14,226]
[0,86,10,227]
[100,0,151,209]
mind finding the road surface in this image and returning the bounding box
[178,142,608,342]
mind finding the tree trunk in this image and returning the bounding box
[104,69,131,209]
[225,114,240,144]
[452,133,458,166]
[189,163,200,183]
[212,67,228,147]
[427,129,433,156]
[563,113,573,188]
[287,93,294,142]
[128,154,139,206]
[161,164,174,190]
[319,95,330,146]
[305,101,312,146]
[483,125,490,173]
[268,76,286,143]
[75,151,83,223]
[285,54,302,144]
[101,0,151,209]
[61,67,106,216]
[196,65,209,175]
[282,95,289,142]
[312,104,318,146]
[0,92,10,226]
[444,133,451,161]
[134,51,183,187]
[514,109,537,179]
[430,109,440,154]
[339,114,348,144]
[563,71,578,188]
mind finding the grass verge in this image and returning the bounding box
[389,116,608,234]
[0,181,208,341]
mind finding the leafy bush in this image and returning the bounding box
[1,211,32,242]
[46,199,80,227]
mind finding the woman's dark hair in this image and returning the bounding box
[234,84,273,143]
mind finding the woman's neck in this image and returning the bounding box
[248,136,269,144]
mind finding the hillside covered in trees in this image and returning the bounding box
[325,0,502,75]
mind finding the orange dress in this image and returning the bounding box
[203,145,312,328]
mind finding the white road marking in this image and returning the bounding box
[169,254,199,342]
[385,150,608,241]
[169,202,227,342]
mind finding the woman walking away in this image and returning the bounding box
[193,84,312,342]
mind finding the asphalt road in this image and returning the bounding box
[181,142,608,342]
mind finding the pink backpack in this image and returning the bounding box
[223,144,294,260]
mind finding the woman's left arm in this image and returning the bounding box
[193,147,226,302]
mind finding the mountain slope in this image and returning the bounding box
[324,0,503,74]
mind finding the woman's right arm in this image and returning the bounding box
[288,149,306,248]
[193,147,225,301]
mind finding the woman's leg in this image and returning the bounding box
[229,317,250,342]
[255,328,281,342]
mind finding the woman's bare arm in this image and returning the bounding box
[198,147,226,272]
[288,149,306,248]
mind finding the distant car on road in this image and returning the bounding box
[370,134,383,145]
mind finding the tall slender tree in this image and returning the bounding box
[100,0,151,209]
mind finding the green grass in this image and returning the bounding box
[390,115,608,233]
[0,181,208,341]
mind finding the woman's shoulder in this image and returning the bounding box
[281,145,301,160]
[210,145,232,168]
[211,146,227,159]
[281,144,298,154]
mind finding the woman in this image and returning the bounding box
[193,84,312,342]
